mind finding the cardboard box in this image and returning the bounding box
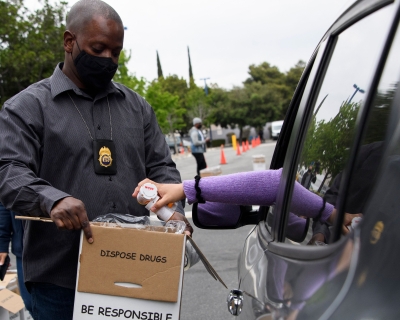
[23,308,33,320]
[0,274,25,320]
[73,223,186,320]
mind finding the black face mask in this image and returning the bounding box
[73,41,118,91]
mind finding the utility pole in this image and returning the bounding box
[348,83,365,104]
[200,77,210,95]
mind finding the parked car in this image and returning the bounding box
[270,120,284,140]
[192,0,400,319]
[165,134,184,154]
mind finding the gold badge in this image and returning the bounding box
[370,221,384,244]
[98,146,113,168]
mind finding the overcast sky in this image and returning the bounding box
[26,0,353,89]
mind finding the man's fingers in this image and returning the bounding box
[184,222,193,237]
[50,197,93,243]
[81,220,93,244]
[52,218,66,229]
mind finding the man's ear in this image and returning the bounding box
[64,30,75,54]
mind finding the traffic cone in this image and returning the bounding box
[251,139,255,148]
[180,146,185,155]
[242,141,246,152]
[220,145,227,164]
[246,140,250,151]
[236,144,241,156]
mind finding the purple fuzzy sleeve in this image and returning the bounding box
[183,169,282,206]
[183,168,334,223]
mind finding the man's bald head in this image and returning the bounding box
[66,0,123,34]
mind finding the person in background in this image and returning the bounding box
[0,203,32,314]
[258,128,264,143]
[190,117,209,176]
[301,165,317,190]
[0,1,192,319]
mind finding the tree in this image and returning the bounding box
[245,62,285,86]
[209,76,289,141]
[145,80,186,135]
[113,49,146,96]
[156,50,163,79]
[186,86,209,123]
[0,0,67,105]
[283,60,306,116]
[187,46,195,88]
[301,101,360,191]
[285,60,306,94]
[363,81,397,144]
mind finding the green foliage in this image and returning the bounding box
[187,46,194,88]
[113,50,146,96]
[145,80,186,134]
[207,60,306,141]
[186,85,209,125]
[0,0,67,105]
[363,82,397,144]
[156,50,163,79]
[245,62,285,86]
[301,101,360,185]
[285,60,306,94]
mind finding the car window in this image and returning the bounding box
[338,16,400,240]
[284,5,394,245]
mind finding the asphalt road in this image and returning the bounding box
[173,141,277,320]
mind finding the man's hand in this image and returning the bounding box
[169,211,193,237]
[50,197,93,244]
[0,253,9,267]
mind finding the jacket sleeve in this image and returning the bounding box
[0,203,12,253]
[0,99,70,216]
[190,129,205,146]
[183,168,334,222]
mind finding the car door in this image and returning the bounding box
[236,1,400,319]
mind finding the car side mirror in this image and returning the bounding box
[191,202,267,229]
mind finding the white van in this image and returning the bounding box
[271,120,284,140]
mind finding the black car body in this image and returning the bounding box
[193,0,400,318]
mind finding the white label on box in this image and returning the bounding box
[73,292,181,320]
[73,229,185,320]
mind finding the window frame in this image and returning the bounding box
[270,0,398,244]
